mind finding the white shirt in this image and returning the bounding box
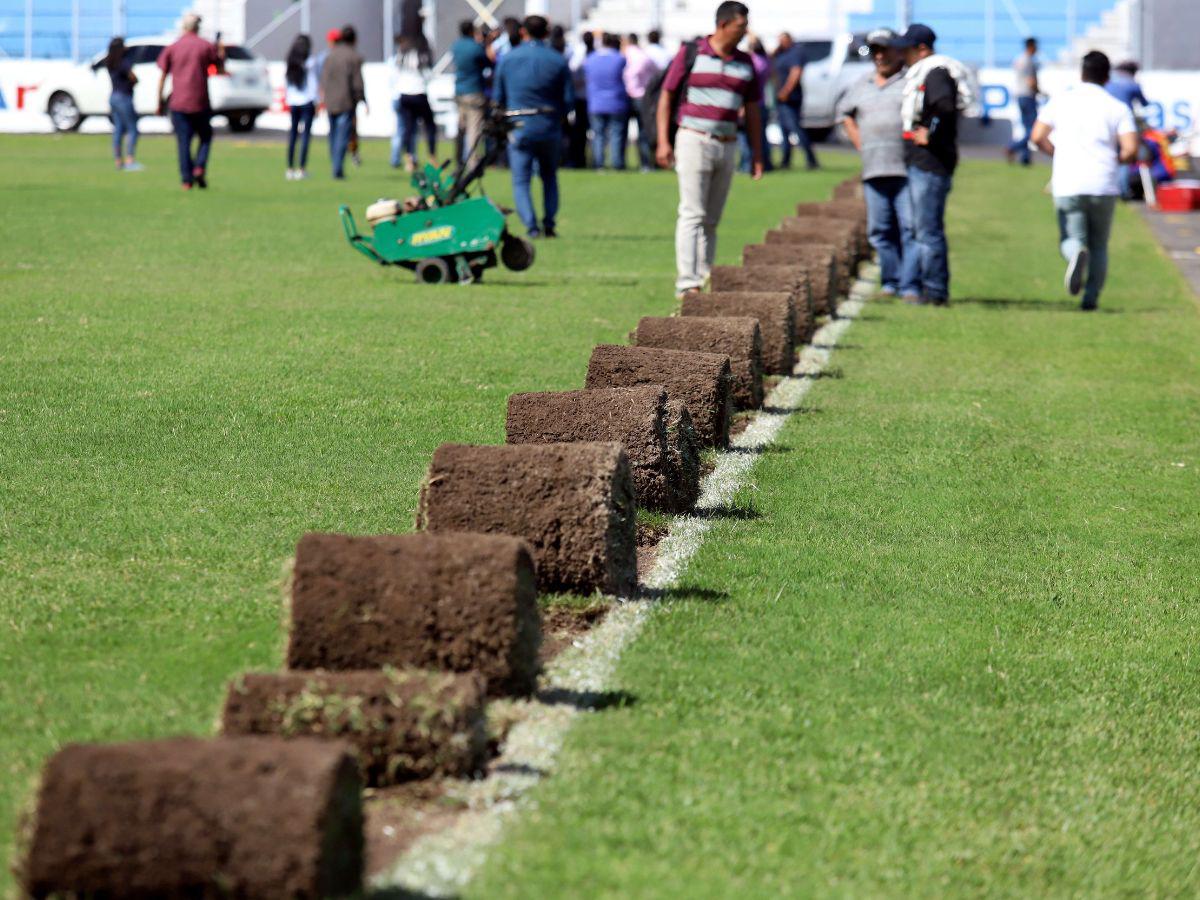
[284,56,319,107]
[1036,82,1136,197]
[389,49,429,98]
[645,42,674,71]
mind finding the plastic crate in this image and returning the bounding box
[1157,181,1200,212]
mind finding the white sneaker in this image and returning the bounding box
[286,169,296,181]
[296,169,309,180]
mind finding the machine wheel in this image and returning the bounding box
[500,233,535,271]
[415,257,452,284]
[227,111,258,133]
[48,92,84,132]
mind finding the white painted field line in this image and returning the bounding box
[376,266,878,898]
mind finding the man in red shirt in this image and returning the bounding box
[157,13,224,189]
[656,1,763,298]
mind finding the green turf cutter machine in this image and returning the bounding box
[339,108,545,284]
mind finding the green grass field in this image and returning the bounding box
[3,132,1199,896]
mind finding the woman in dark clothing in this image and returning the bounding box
[284,34,319,180]
[105,37,141,171]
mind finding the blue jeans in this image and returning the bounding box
[169,110,212,184]
[288,102,314,169]
[1055,194,1117,306]
[1008,95,1038,165]
[509,136,561,234]
[864,176,918,294]
[907,166,953,301]
[391,94,436,166]
[589,111,627,169]
[777,101,818,169]
[110,92,138,160]
[737,110,774,173]
[328,110,353,178]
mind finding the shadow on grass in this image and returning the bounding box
[956,296,1153,314]
[693,504,762,521]
[727,441,797,456]
[537,687,638,711]
[640,585,731,603]
[813,342,863,351]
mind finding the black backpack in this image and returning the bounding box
[645,39,701,153]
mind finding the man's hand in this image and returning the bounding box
[656,143,674,169]
[911,126,930,146]
[751,160,764,181]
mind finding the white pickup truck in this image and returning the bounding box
[796,32,873,140]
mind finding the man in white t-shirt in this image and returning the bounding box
[1030,51,1139,310]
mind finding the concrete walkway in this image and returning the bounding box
[1141,207,1200,297]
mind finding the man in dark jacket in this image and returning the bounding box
[495,15,574,238]
[319,25,365,179]
[898,24,959,306]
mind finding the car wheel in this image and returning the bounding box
[227,112,257,133]
[415,257,452,284]
[48,92,84,132]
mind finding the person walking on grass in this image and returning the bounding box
[839,28,917,298]
[452,21,489,166]
[1006,37,1041,166]
[623,34,659,172]
[284,34,318,181]
[1030,51,1138,311]
[657,1,764,299]
[104,37,142,171]
[156,13,223,190]
[390,34,436,173]
[320,25,365,180]
[772,32,819,171]
[898,23,975,306]
[495,15,574,239]
[584,33,630,170]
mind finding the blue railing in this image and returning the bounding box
[0,1,184,60]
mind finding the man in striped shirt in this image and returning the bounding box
[656,1,764,297]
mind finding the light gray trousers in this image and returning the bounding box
[1055,194,1117,306]
[674,128,737,293]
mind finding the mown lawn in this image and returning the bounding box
[472,164,1200,894]
[0,132,851,886]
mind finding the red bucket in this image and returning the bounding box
[1157,180,1200,212]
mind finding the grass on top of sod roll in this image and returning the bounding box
[0,132,852,886]
[470,160,1200,897]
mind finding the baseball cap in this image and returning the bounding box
[895,23,937,49]
[866,28,899,49]
[326,27,342,44]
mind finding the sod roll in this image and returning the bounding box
[21,736,363,899]
[742,244,838,317]
[287,532,540,696]
[221,670,488,786]
[586,344,733,449]
[417,442,638,597]
[665,399,702,511]
[709,267,813,348]
[764,228,851,296]
[833,177,865,201]
[633,316,763,410]
[792,201,870,259]
[777,216,861,269]
[506,385,698,513]
[682,290,796,375]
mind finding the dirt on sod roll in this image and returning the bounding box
[833,177,865,201]
[777,217,861,269]
[764,229,852,297]
[682,290,797,374]
[792,201,870,259]
[708,267,813,348]
[221,670,488,787]
[742,244,838,317]
[417,442,638,597]
[665,399,702,511]
[20,736,363,899]
[633,316,763,410]
[287,532,540,696]
[585,344,733,449]
[506,385,699,513]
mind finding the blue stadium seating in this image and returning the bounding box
[848,0,1118,66]
[0,1,184,60]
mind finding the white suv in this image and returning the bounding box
[37,36,272,133]
[797,32,873,140]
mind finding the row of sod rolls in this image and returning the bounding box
[17,176,869,899]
